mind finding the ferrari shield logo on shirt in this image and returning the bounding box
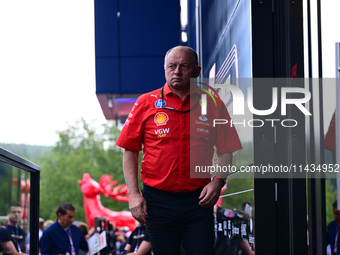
[155,99,166,108]
[154,112,169,126]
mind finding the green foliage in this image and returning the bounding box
[218,142,254,218]
[0,143,51,161]
[325,178,337,226]
[39,119,128,222]
[233,142,253,170]
[0,162,13,215]
[221,175,254,213]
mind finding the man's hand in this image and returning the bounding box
[129,193,147,226]
[198,152,232,207]
[198,178,222,207]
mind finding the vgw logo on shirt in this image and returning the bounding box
[154,128,170,138]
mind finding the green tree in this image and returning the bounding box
[39,119,128,222]
[221,175,254,213]
[0,143,51,160]
[325,178,337,225]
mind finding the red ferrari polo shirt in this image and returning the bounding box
[116,83,242,193]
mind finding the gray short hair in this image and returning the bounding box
[164,46,199,69]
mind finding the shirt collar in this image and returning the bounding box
[6,221,16,227]
[163,82,172,96]
[164,82,202,97]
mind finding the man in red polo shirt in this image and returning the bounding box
[116,46,242,255]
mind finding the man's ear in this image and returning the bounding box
[195,66,202,78]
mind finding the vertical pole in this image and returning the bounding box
[336,43,340,209]
[29,170,40,255]
[195,0,203,76]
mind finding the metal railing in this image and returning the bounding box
[0,146,40,255]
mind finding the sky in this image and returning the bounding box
[0,0,339,147]
[320,0,340,78]
[0,0,106,146]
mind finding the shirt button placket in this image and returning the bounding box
[179,101,186,188]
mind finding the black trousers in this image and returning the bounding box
[143,184,215,255]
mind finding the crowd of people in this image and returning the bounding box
[0,202,156,255]
[0,200,254,255]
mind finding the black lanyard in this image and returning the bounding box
[160,86,199,113]
[10,227,22,253]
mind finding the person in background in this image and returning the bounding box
[76,222,89,239]
[39,203,88,255]
[0,227,27,255]
[5,202,26,254]
[25,217,45,254]
[119,224,152,255]
[43,220,54,231]
[237,202,255,255]
[39,219,44,239]
[215,206,239,255]
[77,222,89,255]
[326,200,340,255]
[106,222,125,255]
[116,227,131,254]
